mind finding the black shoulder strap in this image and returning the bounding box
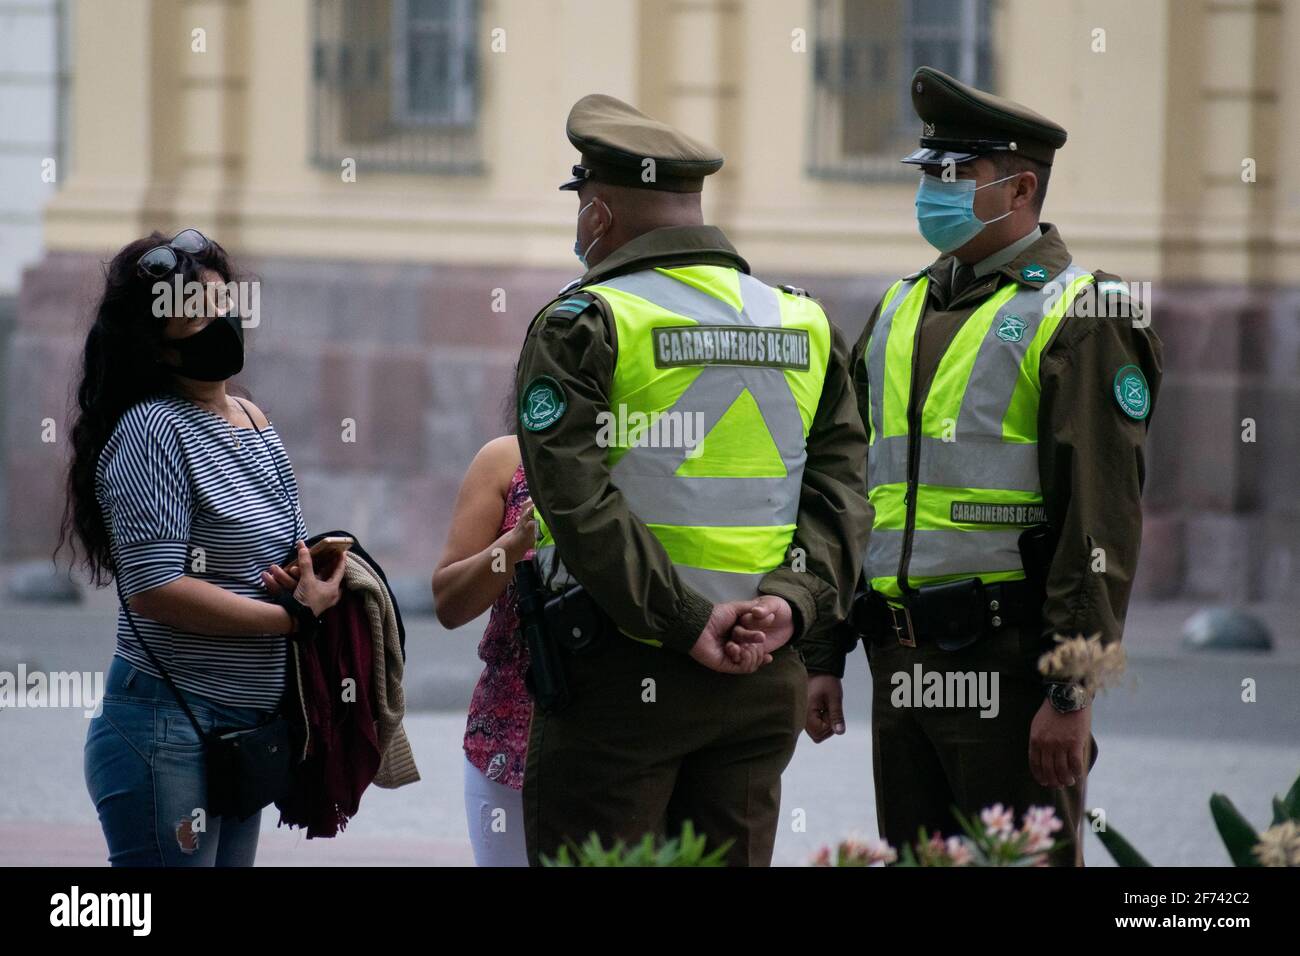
[114,583,209,741]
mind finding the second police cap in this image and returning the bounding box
[900,66,1068,167]
[559,93,724,192]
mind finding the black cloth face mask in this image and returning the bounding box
[162,312,245,381]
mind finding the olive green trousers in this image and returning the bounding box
[866,624,1095,867]
[524,636,806,867]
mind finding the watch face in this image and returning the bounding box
[1051,683,1086,712]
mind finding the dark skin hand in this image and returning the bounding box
[1029,699,1091,788]
[694,595,794,675]
[805,674,846,743]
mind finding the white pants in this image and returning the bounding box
[462,753,528,867]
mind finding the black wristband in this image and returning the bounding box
[275,590,320,641]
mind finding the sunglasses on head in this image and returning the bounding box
[136,228,211,279]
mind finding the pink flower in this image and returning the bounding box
[981,803,1015,838]
[945,836,974,866]
[810,846,832,867]
[864,838,898,865]
[1020,806,1063,853]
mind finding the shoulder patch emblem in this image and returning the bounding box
[994,314,1026,343]
[1113,365,1151,420]
[545,293,597,323]
[520,376,567,432]
[1020,264,1049,283]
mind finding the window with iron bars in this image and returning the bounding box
[311,0,481,174]
[808,0,992,181]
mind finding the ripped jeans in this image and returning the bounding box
[84,655,275,866]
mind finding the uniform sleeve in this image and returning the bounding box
[102,412,195,599]
[759,321,871,654]
[796,299,882,677]
[515,301,714,654]
[1036,275,1163,668]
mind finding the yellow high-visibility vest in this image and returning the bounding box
[861,264,1095,599]
[535,264,832,641]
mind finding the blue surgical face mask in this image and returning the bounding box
[914,172,1017,253]
[574,199,608,268]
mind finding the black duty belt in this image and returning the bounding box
[851,577,1041,651]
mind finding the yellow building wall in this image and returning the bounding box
[41,0,1297,284]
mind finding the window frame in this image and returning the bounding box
[806,0,993,183]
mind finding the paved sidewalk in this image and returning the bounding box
[1,595,1297,866]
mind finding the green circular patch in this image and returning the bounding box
[1113,364,1150,420]
[519,376,567,432]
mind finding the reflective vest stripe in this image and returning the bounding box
[865,277,924,449]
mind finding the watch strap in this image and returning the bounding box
[275,589,321,641]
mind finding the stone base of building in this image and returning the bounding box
[6,250,1299,605]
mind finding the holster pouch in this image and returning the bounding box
[906,578,987,651]
[543,584,610,654]
[515,559,570,714]
[1018,523,1057,599]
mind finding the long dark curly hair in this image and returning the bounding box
[56,231,237,584]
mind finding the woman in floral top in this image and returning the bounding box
[433,435,535,866]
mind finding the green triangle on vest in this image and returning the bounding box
[676,387,788,477]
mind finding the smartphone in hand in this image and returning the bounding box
[284,535,354,576]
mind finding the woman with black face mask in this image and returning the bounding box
[58,230,344,866]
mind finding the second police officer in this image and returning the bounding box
[802,68,1164,866]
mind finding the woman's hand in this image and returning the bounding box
[503,496,537,560]
[262,541,347,617]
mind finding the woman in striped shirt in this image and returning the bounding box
[60,230,345,866]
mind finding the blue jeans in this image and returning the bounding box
[84,655,277,866]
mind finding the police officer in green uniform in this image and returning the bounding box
[799,68,1163,866]
[515,94,870,867]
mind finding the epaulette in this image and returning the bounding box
[1084,270,1145,322]
[779,283,813,298]
[542,290,600,323]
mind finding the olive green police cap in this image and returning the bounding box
[901,66,1068,167]
[559,93,724,193]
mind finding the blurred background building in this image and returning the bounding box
[3,0,1299,608]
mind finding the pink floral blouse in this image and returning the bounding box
[462,464,533,790]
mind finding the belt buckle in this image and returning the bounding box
[889,605,917,648]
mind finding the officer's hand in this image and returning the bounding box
[1029,698,1091,789]
[729,595,795,656]
[805,674,846,743]
[690,601,773,675]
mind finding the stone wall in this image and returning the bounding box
[7,249,1299,605]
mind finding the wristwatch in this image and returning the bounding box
[1045,681,1090,714]
[276,589,321,640]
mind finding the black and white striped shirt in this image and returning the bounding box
[95,395,307,709]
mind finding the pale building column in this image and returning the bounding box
[1161,0,1282,283]
[44,0,161,248]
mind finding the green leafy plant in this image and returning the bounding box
[1093,769,1300,867]
[540,820,732,867]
